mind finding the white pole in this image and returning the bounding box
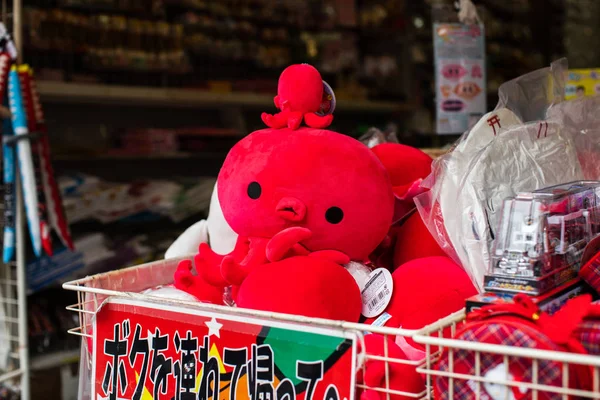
[12,0,29,397]
[15,175,29,400]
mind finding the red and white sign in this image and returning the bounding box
[92,298,357,400]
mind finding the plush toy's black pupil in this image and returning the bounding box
[325,207,343,224]
[247,182,261,199]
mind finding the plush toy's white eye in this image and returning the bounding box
[247,182,261,199]
[325,206,344,224]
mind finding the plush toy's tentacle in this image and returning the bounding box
[261,111,289,129]
[220,256,249,286]
[304,113,334,129]
[221,237,268,286]
[196,242,228,287]
[287,111,304,130]
[266,227,312,262]
[174,259,225,304]
[173,260,195,290]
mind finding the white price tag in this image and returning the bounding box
[361,268,393,318]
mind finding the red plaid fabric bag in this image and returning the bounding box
[575,302,600,355]
[580,251,600,294]
[435,294,593,400]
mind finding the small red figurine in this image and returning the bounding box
[261,64,335,130]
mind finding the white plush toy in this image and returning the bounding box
[165,181,238,259]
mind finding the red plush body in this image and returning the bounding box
[366,143,437,269]
[371,143,432,195]
[360,256,477,399]
[392,212,446,267]
[236,256,362,321]
[371,143,432,221]
[261,64,334,130]
[175,126,395,321]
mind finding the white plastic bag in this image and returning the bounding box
[415,58,591,291]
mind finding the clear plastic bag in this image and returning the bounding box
[358,126,399,148]
[414,58,599,291]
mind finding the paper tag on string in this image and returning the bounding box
[361,268,393,318]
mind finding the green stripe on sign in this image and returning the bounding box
[262,327,347,386]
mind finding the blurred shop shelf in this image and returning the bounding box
[37,81,414,113]
[53,152,225,161]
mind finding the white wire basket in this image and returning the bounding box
[62,257,432,400]
[414,309,600,400]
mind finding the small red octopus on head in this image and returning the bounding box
[261,63,335,130]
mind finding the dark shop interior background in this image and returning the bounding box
[0,0,596,398]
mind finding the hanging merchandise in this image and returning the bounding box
[2,59,74,261]
[433,0,486,134]
[17,65,52,256]
[1,53,14,263]
[27,68,74,251]
[2,114,14,263]
[8,66,41,257]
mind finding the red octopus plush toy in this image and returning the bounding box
[261,64,335,130]
[171,63,479,399]
[175,125,395,322]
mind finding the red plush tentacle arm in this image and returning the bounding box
[287,111,304,130]
[266,227,312,262]
[196,242,228,287]
[220,256,248,286]
[261,110,289,129]
[173,259,195,290]
[221,237,269,285]
[304,113,333,129]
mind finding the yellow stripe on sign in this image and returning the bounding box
[194,343,227,393]
[189,344,282,400]
[134,371,154,400]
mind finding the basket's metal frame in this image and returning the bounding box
[414,309,600,399]
[0,0,30,398]
[63,258,432,400]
